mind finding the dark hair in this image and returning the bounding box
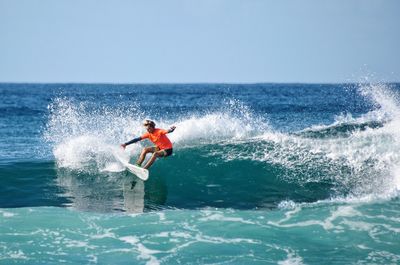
[143,120,156,128]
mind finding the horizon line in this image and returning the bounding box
[1,81,399,85]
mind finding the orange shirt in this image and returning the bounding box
[141,128,173,150]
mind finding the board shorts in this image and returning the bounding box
[155,147,173,157]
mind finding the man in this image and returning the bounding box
[121,120,176,169]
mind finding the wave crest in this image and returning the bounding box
[44,83,400,204]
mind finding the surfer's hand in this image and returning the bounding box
[120,143,127,149]
[169,126,176,133]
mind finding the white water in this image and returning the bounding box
[44,98,268,171]
[44,83,400,202]
[260,83,400,201]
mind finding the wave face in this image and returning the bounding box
[1,83,400,263]
[38,82,400,211]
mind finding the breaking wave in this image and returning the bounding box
[43,83,400,209]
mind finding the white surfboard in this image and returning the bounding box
[124,162,149,181]
[113,150,149,181]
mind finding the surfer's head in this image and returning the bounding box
[143,120,156,132]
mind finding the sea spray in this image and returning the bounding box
[280,83,400,199]
[44,97,269,170]
[43,83,400,203]
[209,83,400,201]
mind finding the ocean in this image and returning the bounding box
[1,83,400,264]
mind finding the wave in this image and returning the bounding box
[43,83,400,210]
[294,120,384,139]
[262,82,400,200]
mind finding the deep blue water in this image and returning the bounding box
[1,83,400,264]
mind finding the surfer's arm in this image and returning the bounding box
[124,137,142,145]
[121,137,142,149]
[159,127,175,135]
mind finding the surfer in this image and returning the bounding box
[121,120,176,169]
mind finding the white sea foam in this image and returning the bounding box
[0,210,15,218]
[199,212,255,224]
[250,83,400,202]
[278,249,304,265]
[270,204,364,234]
[119,236,161,265]
[7,250,28,260]
[277,200,297,210]
[120,235,140,245]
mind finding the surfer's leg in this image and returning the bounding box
[136,147,156,166]
[143,150,165,169]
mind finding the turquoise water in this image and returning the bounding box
[2,201,400,264]
[1,83,400,264]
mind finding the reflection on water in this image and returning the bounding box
[55,168,165,213]
[123,178,144,213]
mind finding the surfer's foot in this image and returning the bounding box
[131,180,137,189]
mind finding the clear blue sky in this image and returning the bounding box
[0,0,399,83]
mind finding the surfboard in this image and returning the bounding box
[113,151,149,181]
[124,162,149,181]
